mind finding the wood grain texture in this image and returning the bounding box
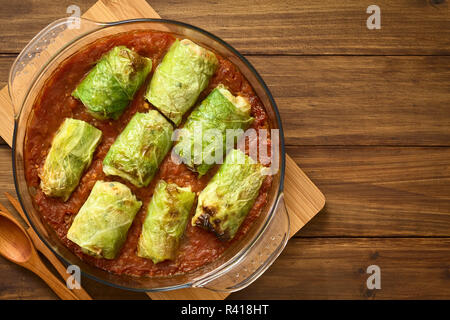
[247,55,450,146]
[0,0,95,54]
[0,88,14,146]
[0,0,449,300]
[2,55,449,146]
[0,147,14,213]
[0,0,449,55]
[0,144,322,300]
[5,140,450,299]
[0,0,325,300]
[3,193,92,300]
[0,256,148,300]
[289,146,450,237]
[0,55,14,146]
[1,237,449,299]
[1,146,448,238]
[230,238,450,300]
[150,0,450,55]
[0,211,80,300]
[0,55,14,86]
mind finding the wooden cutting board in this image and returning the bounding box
[0,0,325,300]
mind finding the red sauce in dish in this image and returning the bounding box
[24,30,272,277]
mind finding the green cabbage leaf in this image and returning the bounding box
[145,39,218,125]
[40,118,102,201]
[73,46,152,120]
[173,85,253,176]
[103,110,173,187]
[192,149,266,240]
[137,180,195,263]
[67,181,142,259]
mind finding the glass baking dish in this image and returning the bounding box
[9,18,289,293]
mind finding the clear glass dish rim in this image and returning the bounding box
[11,17,286,293]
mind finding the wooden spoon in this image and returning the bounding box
[0,210,79,300]
[2,193,92,300]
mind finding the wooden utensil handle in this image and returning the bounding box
[31,261,79,300]
[29,232,92,300]
[5,193,92,300]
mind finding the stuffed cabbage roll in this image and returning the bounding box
[173,85,253,176]
[145,39,218,125]
[40,118,102,201]
[137,180,195,263]
[73,46,152,120]
[192,149,266,240]
[103,110,173,187]
[67,181,142,259]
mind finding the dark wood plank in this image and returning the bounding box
[1,144,449,298]
[289,146,450,237]
[0,0,448,55]
[1,55,449,146]
[0,0,448,302]
[151,0,450,55]
[0,254,148,299]
[230,238,450,299]
[1,145,449,237]
[0,55,14,87]
[0,0,95,54]
[2,238,449,299]
[247,55,450,146]
[0,259,58,299]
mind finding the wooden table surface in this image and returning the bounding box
[0,0,449,300]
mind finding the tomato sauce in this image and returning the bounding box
[24,31,272,277]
